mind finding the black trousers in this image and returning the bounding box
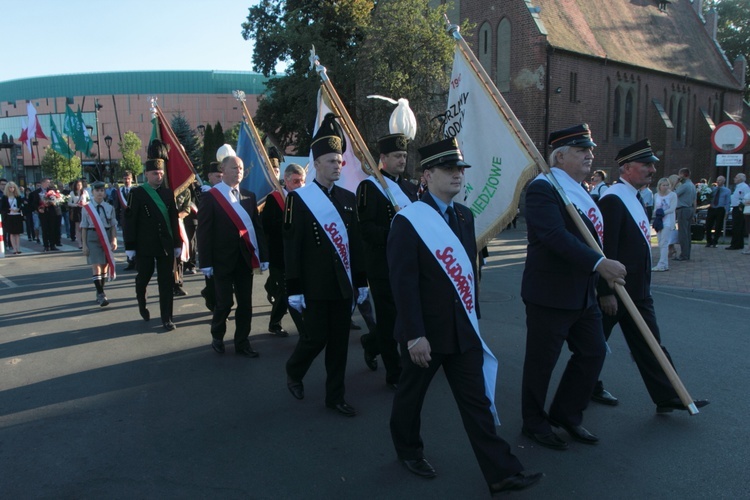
[730,205,745,248]
[521,302,606,433]
[704,206,725,245]
[135,255,175,323]
[286,298,352,406]
[265,266,305,335]
[601,295,678,404]
[184,221,197,269]
[39,210,56,248]
[211,263,254,349]
[361,283,402,385]
[391,347,523,486]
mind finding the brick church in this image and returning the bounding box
[450,0,748,182]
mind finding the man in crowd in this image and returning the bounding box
[199,161,223,312]
[704,175,731,248]
[123,153,181,331]
[521,124,626,451]
[356,133,419,390]
[726,173,749,250]
[113,170,136,270]
[197,155,268,357]
[29,177,59,252]
[283,114,368,417]
[588,169,608,202]
[594,139,709,414]
[388,137,542,495]
[674,168,696,261]
[261,163,307,338]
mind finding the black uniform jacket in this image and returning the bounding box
[283,181,366,300]
[123,184,181,257]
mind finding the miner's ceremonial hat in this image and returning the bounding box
[418,137,471,170]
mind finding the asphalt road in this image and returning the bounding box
[1,228,748,499]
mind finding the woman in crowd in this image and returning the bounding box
[652,177,677,271]
[666,174,681,259]
[68,179,89,249]
[1,182,26,254]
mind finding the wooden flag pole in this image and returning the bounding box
[310,47,400,211]
[232,90,285,201]
[444,18,698,414]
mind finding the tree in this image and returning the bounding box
[705,0,750,99]
[119,131,143,178]
[224,123,240,151]
[213,121,225,147]
[41,147,81,184]
[356,0,470,164]
[200,123,214,168]
[170,112,202,167]
[242,0,374,154]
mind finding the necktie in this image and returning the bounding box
[231,188,239,200]
[446,206,460,238]
[96,204,104,217]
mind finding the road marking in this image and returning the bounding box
[0,272,18,288]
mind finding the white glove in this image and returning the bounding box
[260,262,269,272]
[126,250,136,259]
[356,287,369,305]
[174,248,182,258]
[200,267,214,278]
[288,294,306,313]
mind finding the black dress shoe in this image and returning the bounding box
[139,305,150,322]
[236,346,259,358]
[549,418,599,444]
[269,326,289,337]
[162,321,177,331]
[287,377,304,400]
[656,398,710,414]
[400,458,436,478]
[360,335,378,371]
[521,428,568,450]
[591,388,619,406]
[173,286,188,297]
[490,471,544,495]
[326,401,357,417]
[211,339,225,354]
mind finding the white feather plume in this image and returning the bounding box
[216,144,236,162]
[367,95,417,140]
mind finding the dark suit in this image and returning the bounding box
[30,188,56,249]
[260,191,305,334]
[123,183,181,323]
[520,178,606,433]
[388,193,523,487]
[111,185,134,229]
[597,188,678,404]
[197,186,267,349]
[356,173,419,385]
[284,180,366,406]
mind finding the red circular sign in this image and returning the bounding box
[711,121,748,153]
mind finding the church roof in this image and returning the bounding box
[534,0,742,90]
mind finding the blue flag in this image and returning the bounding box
[238,121,274,202]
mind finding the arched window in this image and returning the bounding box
[478,22,492,78]
[613,87,621,137]
[496,18,511,92]
[675,96,684,142]
[624,90,634,138]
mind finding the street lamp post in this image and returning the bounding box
[104,135,113,179]
[94,100,103,181]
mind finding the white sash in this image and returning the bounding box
[537,168,604,246]
[295,183,352,288]
[396,201,500,425]
[212,182,261,265]
[118,187,128,208]
[366,175,412,209]
[83,203,117,281]
[600,181,651,245]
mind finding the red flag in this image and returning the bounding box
[153,105,196,196]
[34,116,48,140]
